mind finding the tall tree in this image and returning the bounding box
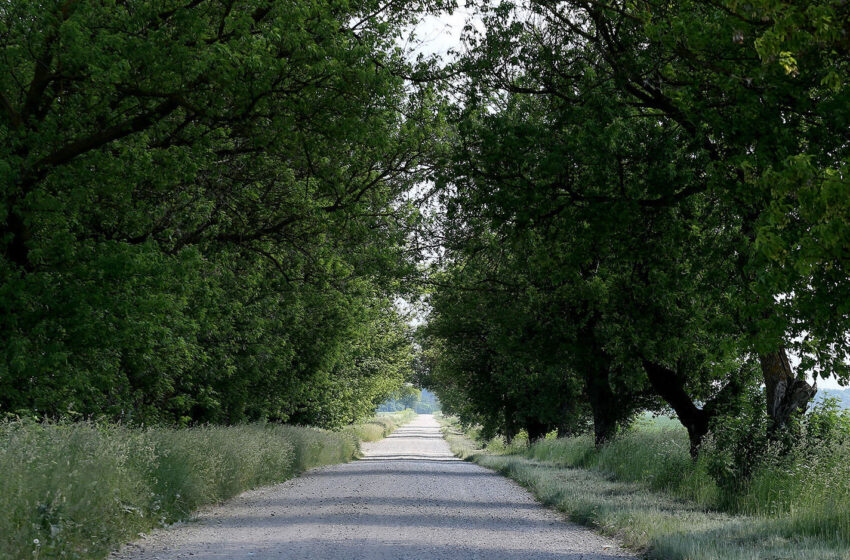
[424,0,850,448]
[0,0,448,424]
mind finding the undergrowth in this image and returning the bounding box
[0,410,415,560]
[438,406,850,560]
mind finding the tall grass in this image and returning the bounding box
[525,424,719,504]
[739,439,850,541]
[0,411,415,560]
[524,417,850,541]
[439,412,850,559]
[342,409,417,442]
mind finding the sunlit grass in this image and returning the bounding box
[342,409,417,442]
[0,410,415,560]
[439,415,850,559]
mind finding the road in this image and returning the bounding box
[112,414,633,560]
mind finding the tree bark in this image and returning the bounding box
[556,399,578,438]
[642,360,710,456]
[759,348,816,432]
[583,362,619,446]
[503,402,518,443]
[525,419,550,442]
[574,315,623,447]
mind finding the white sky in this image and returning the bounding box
[402,8,479,61]
[818,377,845,390]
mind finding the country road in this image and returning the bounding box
[112,415,633,560]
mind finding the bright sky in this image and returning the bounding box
[791,355,847,389]
[403,8,478,61]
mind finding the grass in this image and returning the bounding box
[342,409,417,442]
[0,410,415,560]
[438,413,850,560]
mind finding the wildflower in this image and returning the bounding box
[33,539,40,546]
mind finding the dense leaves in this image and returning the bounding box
[2,0,848,462]
[0,0,449,425]
[421,0,850,451]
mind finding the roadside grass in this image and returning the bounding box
[0,410,415,560]
[438,415,850,560]
[342,409,417,442]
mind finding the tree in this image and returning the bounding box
[423,0,850,450]
[522,0,850,428]
[0,0,448,424]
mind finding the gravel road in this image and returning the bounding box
[112,414,634,560]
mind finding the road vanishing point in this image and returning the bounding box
[113,415,633,560]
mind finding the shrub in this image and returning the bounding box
[454,401,850,546]
[728,400,850,542]
[442,411,850,558]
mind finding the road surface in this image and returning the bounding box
[112,414,633,559]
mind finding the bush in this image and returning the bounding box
[720,399,850,541]
[442,410,850,558]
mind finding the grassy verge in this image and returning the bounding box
[438,414,850,560]
[341,409,417,442]
[0,410,415,560]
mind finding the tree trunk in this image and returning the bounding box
[525,419,550,442]
[583,363,619,447]
[503,402,518,443]
[642,360,711,456]
[591,402,617,447]
[556,399,577,438]
[575,316,621,447]
[759,348,816,432]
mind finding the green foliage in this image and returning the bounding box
[0,411,414,560]
[524,406,850,531]
[0,0,449,425]
[705,398,850,522]
[423,0,850,457]
[0,421,350,560]
[702,390,776,495]
[2,0,849,552]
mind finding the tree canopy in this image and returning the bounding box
[421,0,850,450]
[2,0,848,447]
[0,0,449,425]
